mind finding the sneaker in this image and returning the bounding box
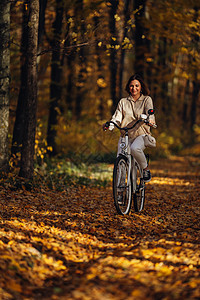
[143,169,151,182]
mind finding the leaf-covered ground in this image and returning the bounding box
[0,156,200,300]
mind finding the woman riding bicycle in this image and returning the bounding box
[103,74,156,182]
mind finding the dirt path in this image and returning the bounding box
[0,156,199,299]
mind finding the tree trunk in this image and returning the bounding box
[47,0,63,155]
[64,18,75,115]
[191,77,199,134]
[158,37,168,114]
[94,15,105,119]
[183,79,190,123]
[109,0,119,111]
[38,0,47,48]
[19,0,39,179]
[190,6,199,140]
[11,2,29,156]
[66,49,75,114]
[0,0,10,172]
[119,0,130,99]
[134,0,147,77]
[75,0,87,119]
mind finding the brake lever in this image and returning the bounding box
[148,122,157,128]
[144,119,157,128]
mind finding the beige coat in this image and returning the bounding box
[111,94,155,142]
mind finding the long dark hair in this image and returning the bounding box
[125,74,150,96]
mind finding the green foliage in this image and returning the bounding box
[1,158,113,192]
[34,158,113,190]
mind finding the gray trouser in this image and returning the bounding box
[118,135,147,170]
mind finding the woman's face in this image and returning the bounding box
[129,80,141,98]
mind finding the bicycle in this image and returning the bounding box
[104,109,157,215]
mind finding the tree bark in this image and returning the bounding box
[119,0,130,99]
[190,6,199,140]
[75,0,87,119]
[109,0,119,111]
[134,0,147,77]
[0,0,10,171]
[19,0,39,179]
[64,17,75,115]
[47,0,64,155]
[11,2,29,156]
[94,15,105,119]
[38,0,47,48]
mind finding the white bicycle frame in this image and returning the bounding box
[119,133,141,196]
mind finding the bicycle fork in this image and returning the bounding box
[132,159,137,193]
[132,159,145,193]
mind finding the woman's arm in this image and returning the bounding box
[145,97,156,124]
[110,100,123,125]
[103,99,123,131]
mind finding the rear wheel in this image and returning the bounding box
[133,164,145,212]
[113,155,132,215]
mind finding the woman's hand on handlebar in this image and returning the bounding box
[103,122,114,131]
[102,123,108,131]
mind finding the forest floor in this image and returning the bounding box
[0,156,200,300]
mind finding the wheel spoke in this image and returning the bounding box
[133,168,145,212]
[113,156,132,215]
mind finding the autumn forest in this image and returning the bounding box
[0,0,200,299]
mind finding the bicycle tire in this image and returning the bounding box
[133,164,145,212]
[113,155,132,215]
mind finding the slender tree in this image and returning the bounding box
[65,42,76,115]
[47,0,64,154]
[11,2,29,157]
[38,0,47,49]
[0,0,10,171]
[75,0,87,119]
[94,14,105,118]
[190,6,200,139]
[108,0,119,111]
[134,0,147,77]
[118,0,130,99]
[64,15,76,115]
[12,0,47,158]
[19,0,39,178]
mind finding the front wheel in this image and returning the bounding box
[113,155,132,215]
[133,164,145,212]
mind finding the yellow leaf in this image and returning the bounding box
[131,289,144,297]
[6,279,22,293]
[146,57,153,62]
[97,78,107,88]
[114,14,120,21]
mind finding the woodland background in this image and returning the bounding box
[0,1,200,299]
[0,0,200,178]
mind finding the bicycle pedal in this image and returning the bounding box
[117,195,123,204]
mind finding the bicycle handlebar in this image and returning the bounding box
[105,120,157,131]
[105,119,142,131]
[105,109,157,131]
[146,122,157,129]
